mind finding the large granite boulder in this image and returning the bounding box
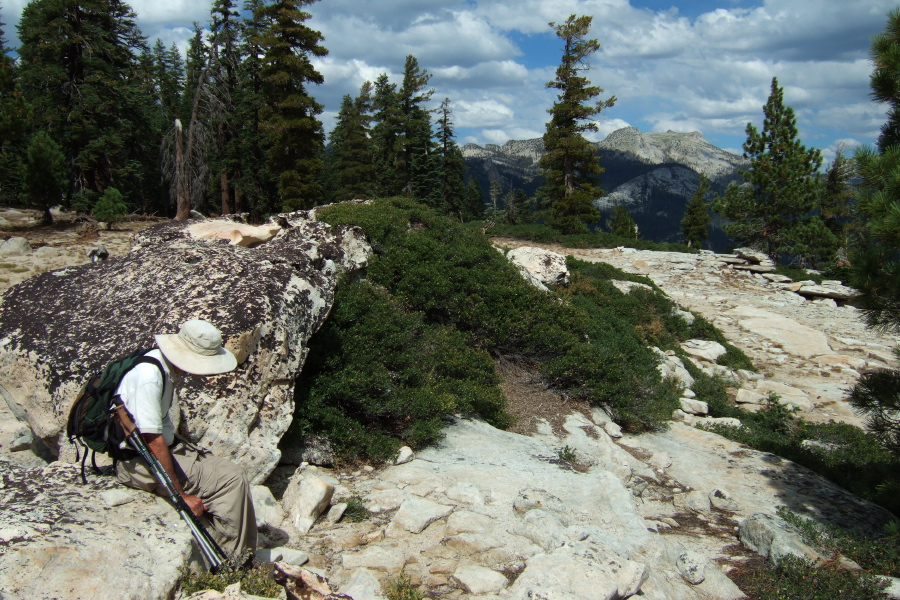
[0,211,371,483]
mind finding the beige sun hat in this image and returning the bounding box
[155,319,237,376]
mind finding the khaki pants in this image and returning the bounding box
[116,443,257,561]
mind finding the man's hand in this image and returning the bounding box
[182,493,206,517]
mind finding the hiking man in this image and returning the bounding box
[114,319,257,562]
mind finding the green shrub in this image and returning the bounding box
[386,572,423,600]
[731,554,889,600]
[777,507,900,577]
[178,565,281,598]
[292,281,509,462]
[92,187,128,226]
[704,393,900,516]
[343,496,371,523]
[301,198,753,458]
[775,264,824,284]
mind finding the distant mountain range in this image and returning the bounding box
[462,126,749,251]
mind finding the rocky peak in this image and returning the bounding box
[596,127,748,181]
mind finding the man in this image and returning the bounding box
[114,319,257,562]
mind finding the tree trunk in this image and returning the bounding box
[234,177,244,215]
[174,118,191,220]
[220,169,230,215]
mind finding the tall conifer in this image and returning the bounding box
[371,73,403,196]
[330,82,376,201]
[434,98,467,217]
[681,173,711,248]
[713,77,823,262]
[255,0,327,211]
[17,0,153,210]
[538,14,616,234]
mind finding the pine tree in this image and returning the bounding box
[235,0,275,219]
[23,130,68,224]
[538,14,616,234]
[607,204,638,239]
[371,73,404,196]
[255,0,327,211]
[209,0,244,215]
[464,177,484,221]
[849,145,900,331]
[17,0,153,211]
[330,82,376,201]
[0,9,31,205]
[846,10,900,460]
[713,77,823,262]
[681,173,711,248]
[820,146,857,243]
[432,98,467,214]
[398,55,435,196]
[92,186,128,227]
[870,8,900,151]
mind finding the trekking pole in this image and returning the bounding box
[111,397,230,572]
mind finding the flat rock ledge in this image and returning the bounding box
[0,459,192,600]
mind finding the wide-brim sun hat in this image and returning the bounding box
[155,319,237,376]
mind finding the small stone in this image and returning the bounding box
[676,551,707,584]
[394,446,414,465]
[602,421,623,438]
[326,503,348,523]
[363,465,375,473]
[680,398,709,416]
[453,564,509,595]
[100,489,135,507]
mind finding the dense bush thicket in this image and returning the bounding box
[284,198,749,462]
[487,222,700,253]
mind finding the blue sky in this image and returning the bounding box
[1,0,894,163]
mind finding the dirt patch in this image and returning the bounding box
[0,208,163,295]
[496,358,594,437]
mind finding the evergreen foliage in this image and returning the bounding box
[680,173,711,248]
[870,8,900,151]
[850,369,900,458]
[713,78,824,263]
[850,145,900,333]
[538,14,616,234]
[17,0,155,212]
[371,73,404,197]
[607,205,638,239]
[255,0,327,211]
[234,0,276,220]
[92,186,128,226]
[398,55,435,196]
[820,146,857,243]
[209,0,244,215]
[432,98,468,216]
[329,82,376,201]
[0,10,30,206]
[291,197,747,461]
[23,129,68,224]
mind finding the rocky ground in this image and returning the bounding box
[1,210,898,600]
[492,238,898,429]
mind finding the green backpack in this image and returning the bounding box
[66,349,164,483]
